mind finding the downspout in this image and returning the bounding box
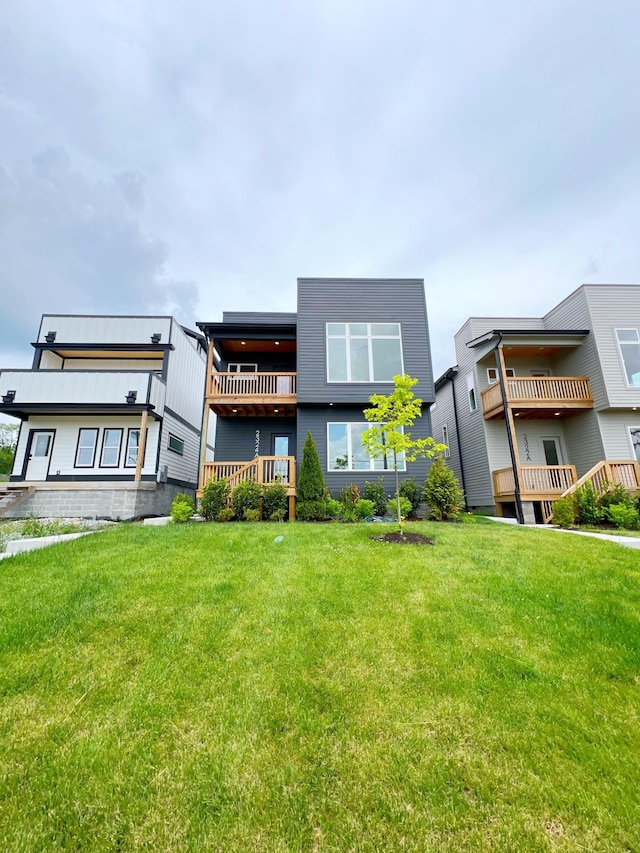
[494,336,524,525]
[448,373,467,505]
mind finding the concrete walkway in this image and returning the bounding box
[0,531,93,559]
[487,516,640,550]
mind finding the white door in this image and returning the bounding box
[540,436,563,466]
[26,431,55,480]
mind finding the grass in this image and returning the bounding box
[0,521,639,852]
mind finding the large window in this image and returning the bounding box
[125,428,144,468]
[616,329,640,387]
[630,427,640,463]
[467,373,477,412]
[75,429,98,468]
[100,428,122,467]
[327,422,405,471]
[326,323,403,382]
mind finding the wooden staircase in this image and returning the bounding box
[0,484,36,517]
[541,460,640,523]
[199,456,297,518]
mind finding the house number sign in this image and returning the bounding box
[254,429,261,458]
[523,433,531,462]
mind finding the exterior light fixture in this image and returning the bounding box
[45,331,57,343]
[240,341,246,346]
[126,390,138,404]
[554,412,561,416]
[274,341,280,346]
[2,390,16,403]
[274,409,279,413]
[151,333,161,344]
[232,408,238,413]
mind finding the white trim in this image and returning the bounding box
[628,426,640,463]
[228,363,258,373]
[326,421,406,471]
[326,322,404,383]
[487,367,515,383]
[539,435,564,466]
[467,373,477,412]
[614,328,640,388]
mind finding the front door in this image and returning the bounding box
[25,430,55,480]
[541,436,563,466]
[272,434,291,482]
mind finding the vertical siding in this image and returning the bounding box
[38,316,172,344]
[164,320,208,429]
[297,279,434,405]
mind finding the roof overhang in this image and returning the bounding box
[434,366,459,392]
[32,343,173,359]
[196,321,297,357]
[0,403,161,421]
[467,329,590,349]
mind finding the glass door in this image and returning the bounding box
[272,434,291,482]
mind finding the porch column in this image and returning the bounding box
[496,344,524,525]
[198,339,215,490]
[134,409,148,483]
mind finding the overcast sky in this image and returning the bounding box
[1,0,639,392]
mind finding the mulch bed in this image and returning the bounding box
[373,532,434,545]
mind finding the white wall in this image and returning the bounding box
[39,316,172,344]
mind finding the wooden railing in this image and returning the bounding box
[481,382,503,414]
[561,460,640,499]
[482,376,593,416]
[202,456,297,494]
[208,372,297,399]
[493,465,577,497]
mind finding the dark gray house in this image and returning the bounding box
[197,278,436,514]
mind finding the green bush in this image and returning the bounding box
[217,507,235,522]
[605,504,639,530]
[244,508,261,522]
[297,432,326,521]
[262,482,288,521]
[599,483,635,511]
[199,477,229,521]
[574,482,603,526]
[399,478,420,513]
[355,499,375,520]
[551,496,576,528]
[362,479,387,516]
[387,496,412,518]
[21,517,47,538]
[270,508,286,523]
[231,478,261,521]
[325,498,343,519]
[171,493,194,523]
[422,456,464,520]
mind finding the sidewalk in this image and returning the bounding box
[487,516,640,550]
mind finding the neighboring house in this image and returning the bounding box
[431,284,640,523]
[0,315,207,519]
[197,278,436,513]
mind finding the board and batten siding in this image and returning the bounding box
[296,279,434,405]
[38,315,173,345]
[430,380,464,489]
[158,410,201,486]
[164,320,208,430]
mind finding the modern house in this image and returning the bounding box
[197,278,436,514]
[0,315,208,519]
[431,284,640,523]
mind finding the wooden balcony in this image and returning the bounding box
[493,465,578,501]
[482,376,593,420]
[207,372,297,416]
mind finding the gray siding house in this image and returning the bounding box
[197,278,436,514]
[0,315,208,519]
[431,285,640,522]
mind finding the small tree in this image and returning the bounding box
[297,431,326,521]
[0,423,18,476]
[361,375,446,531]
[423,456,464,520]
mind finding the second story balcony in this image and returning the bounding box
[482,376,594,420]
[207,371,297,417]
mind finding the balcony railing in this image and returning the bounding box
[482,376,593,418]
[208,372,296,399]
[201,456,296,492]
[493,465,577,498]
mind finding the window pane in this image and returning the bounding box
[371,338,402,381]
[631,428,640,462]
[76,429,97,467]
[326,323,345,336]
[370,323,399,336]
[348,323,368,336]
[328,423,348,469]
[126,431,140,466]
[77,448,93,466]
[101,429,121,466]
[350,423,370,470]
[620,342,640,386]
[327,338,348,381]
[34,434,50,456]
[617,330,639,343]
[349,338,370,381]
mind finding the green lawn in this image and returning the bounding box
[1,521,639,852]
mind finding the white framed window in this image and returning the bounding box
[629,426,640,463]
[168,433,184,455]
[442,424,450,457]
[75,428,98,468]
[124,428,145,468]
[100,428,123,467]
[487,367,515,383]
[467,373,477,412]
[327,422,405,471]
[228,363,258,373]
[615,329,640,387]
[326,323,403,382]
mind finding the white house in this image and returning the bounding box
[0,315,208,520]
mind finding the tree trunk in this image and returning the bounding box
[393,450,403,535]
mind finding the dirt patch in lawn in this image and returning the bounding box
[373,532,434,545]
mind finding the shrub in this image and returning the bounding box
[422,456,464,520]
[605,504,639,530]
[325,498,343,519]
[399,477,420,514]
[217,507,235,522]
[199,477,229,521]
[21,517,47,538]
[340,484,360,523]
[171,493,194,523]
[297,432,326,520]
[231,478,261,521]
[599,483,635,511]
[355,499,375,520]
[270,508,286,522]
[387,496,412,518]
[262,482,288,521]
[244,508,261,522]
[362,479,387,516]
[574,482,603,526]
[551,496,576,528]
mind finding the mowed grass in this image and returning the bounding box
[0,522,639,852]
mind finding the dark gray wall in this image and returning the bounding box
[297,404,434,497]
[297,278,434,405]
[218,352,296,373]
[215,417,296,462]
[222,312,297,324]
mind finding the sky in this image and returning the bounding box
[1,0,639,404]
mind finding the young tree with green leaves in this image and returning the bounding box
[0,422,19,476]
[361,375,446,531]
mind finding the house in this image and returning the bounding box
[0,315,208,519]
[431,284,640,523]
[197,278,436,513]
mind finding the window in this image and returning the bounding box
[100,428,122,467]
[467,374,477,412]
[228,363,258,373]
[629,427,640,463]
[327,422,405,471]
[124,428,144,468]
[168,434,184,455]
[487,367,515,383]
[442,424,450,458]
[616,329,640,387]
[75,429,98,467]
[326,323,403,382]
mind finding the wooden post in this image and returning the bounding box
[198,340,215,491]
[135,409,148,483]
[496,344,524,524]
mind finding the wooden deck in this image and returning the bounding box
[493,465,578,502]
[207,372,297,417]
[482,376,593,420]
